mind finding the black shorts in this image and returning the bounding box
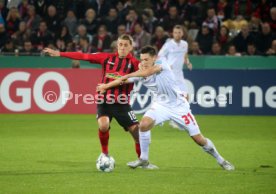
[96,103,139,131]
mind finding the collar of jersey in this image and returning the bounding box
[115,52,133,59]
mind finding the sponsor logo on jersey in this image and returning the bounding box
[106,72,122,79]
[130,81,152,114]
[108,61,115,65]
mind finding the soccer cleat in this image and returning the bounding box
[169,120,180,129]
[141,163,159,169]
[127,159,149,168]
[97,153,108,162]
[219,160,235,171]
[127,159,159,169]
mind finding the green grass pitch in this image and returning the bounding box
[1,114,276,194]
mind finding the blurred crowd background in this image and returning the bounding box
[0,0,275,57]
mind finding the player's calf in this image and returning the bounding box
[128,124,139,142]
[191,133,207,146]
[128,124,141,157]
[192,134,235,170]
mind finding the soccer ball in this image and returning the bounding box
[96,155,115,172]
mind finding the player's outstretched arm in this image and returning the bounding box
[43,48,107,63]
[97,78,127,94]
[184,53,192,70]
[123,65,162,79]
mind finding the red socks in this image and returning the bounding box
[98,130,109,155]
[99,129,140,157]
[135,142,141,158]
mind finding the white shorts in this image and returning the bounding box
[144,102,201,136]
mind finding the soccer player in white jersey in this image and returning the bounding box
[97,46,234,171]
[158,25,192,97]
[158,25,192,129]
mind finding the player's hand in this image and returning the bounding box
[96,84,107,94]
[121,75,129,81]
[138,63,146,70]
[42,48,60,57]
[187,62,192,71]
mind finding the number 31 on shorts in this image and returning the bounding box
[182,113,197,125]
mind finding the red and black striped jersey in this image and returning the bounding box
[60,52,140,103]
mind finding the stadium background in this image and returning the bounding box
[0,1,276,194]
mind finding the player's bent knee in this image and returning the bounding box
[139,117,154,132]
[191,134,206,146]
[128,124,139,132]
[99,125,109,132]
[98,116,110,132]
[139,121,150,131]
[139,125,148,132]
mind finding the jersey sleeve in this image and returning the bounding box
[155,56,171,71]
[127,77,141,83]
[60,52,110,65]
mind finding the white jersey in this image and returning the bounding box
[158,39,188,78]
[129,58,187,107]
[129,58,199,136]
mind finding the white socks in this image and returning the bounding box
[139,132,224,164]
[202,138,224,164]
[139,130,151,161]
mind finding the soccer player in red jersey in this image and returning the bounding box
[43,34,141,161]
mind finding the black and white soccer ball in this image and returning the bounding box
[96,155,115,172]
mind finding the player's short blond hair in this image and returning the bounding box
[118,34,134,46]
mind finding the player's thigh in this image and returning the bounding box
[170,106,200,136]
[112,104,139,131]
[144,103,170,126]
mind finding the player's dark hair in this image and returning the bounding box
[173,25,184,32]
[140,46,157,56]
[118,34,134,46]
